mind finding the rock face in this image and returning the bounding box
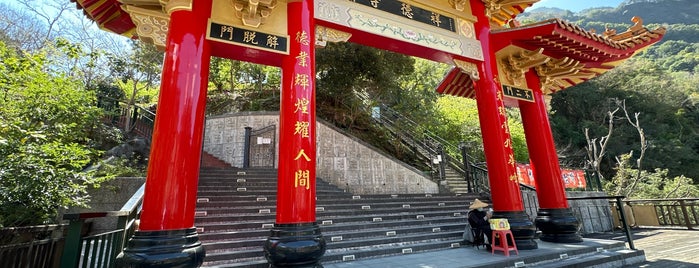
[106,138,151,160]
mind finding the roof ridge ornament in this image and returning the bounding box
[606,16,650,42]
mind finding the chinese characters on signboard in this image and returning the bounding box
[502,85,534,102]
[350,0,456,32]
[208,22,289,54]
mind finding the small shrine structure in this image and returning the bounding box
[70,0,665,266]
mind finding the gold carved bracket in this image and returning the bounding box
[232,0,278,28]
[535,57,595,94]
[315,26,352,47]
[499,48,549,87]
[449,0,468,11]
[123,5,171,50]
[160,0,192,14]
[453,59,480,81]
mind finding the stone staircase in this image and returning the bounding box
[443,165,470,194]
[195,167,481,267]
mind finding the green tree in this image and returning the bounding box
[435,96,528,163]
[0,40,107,227]
[608,154,699,199]
[551,58,699,183]
[107,41,163,132]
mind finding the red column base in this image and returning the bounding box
[535,208,583,243]
[264,223,326,267]
[493,211,538,250]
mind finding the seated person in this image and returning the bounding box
[467,199,493,249]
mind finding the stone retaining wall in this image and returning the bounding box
[523,191,614,234]
[203,112,438,194]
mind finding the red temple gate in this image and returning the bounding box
[70,0,665,266]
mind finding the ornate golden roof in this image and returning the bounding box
[438,17,666,99]
[481,0,540,26]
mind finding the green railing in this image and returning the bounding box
[60,184,144,268]
[98,96,155,139]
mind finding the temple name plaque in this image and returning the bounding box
[502,85,534,102]
[207,21,289,54]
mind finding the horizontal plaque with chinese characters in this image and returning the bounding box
[351,0,456,32]
[502,85,534,102]
[208,21,289,54]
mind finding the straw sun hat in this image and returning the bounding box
[469,199,489,210]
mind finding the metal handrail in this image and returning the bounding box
[622,198,698,230]
[98,95,156,139]
[60,184,145,268]
[371,103,493,192]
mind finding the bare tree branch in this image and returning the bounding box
[584,106,619,183]
[619,99,648,197]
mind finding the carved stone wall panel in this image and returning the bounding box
[315,0,483,61]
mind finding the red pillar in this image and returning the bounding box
[520,71,582,243]
[470,0,537,249]
[264,0,326,266]
[116,1,211,266]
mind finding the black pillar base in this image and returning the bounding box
[493,211,538,250]
[536,208,583,243]
[116,227,205,268]
[264,223,326,267]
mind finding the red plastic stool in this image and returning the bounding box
[491,229,518,256]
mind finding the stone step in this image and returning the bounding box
[457,241,635,268]
[197,200,468,214]
[195,194,472,203]
[199,172,279,178]
[194,195,475,206]
[196,208,466,225]
[202,237,464,267]
[198,216,467,237]
[195,190,351,196]
[531,248,645,268]
[202,228,463,253]
[196,214,466,234]
[197,185,347,192]
[198,221,467,246]
[196,165,483,267]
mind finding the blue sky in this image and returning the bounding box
[531,0,626,12]
[0,0,626,13]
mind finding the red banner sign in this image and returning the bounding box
[516,164,586,189]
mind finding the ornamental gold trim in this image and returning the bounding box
[315,26,352,47]
[453,59,480,81]
[449,0,468,11]
[123,5,171,50]
[480,0,539,26]
[535,57,595,94]
[161,0,193,14]
[231,0,279,28]
[499,48,548,87]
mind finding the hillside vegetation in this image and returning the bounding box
[522,0,699,197]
